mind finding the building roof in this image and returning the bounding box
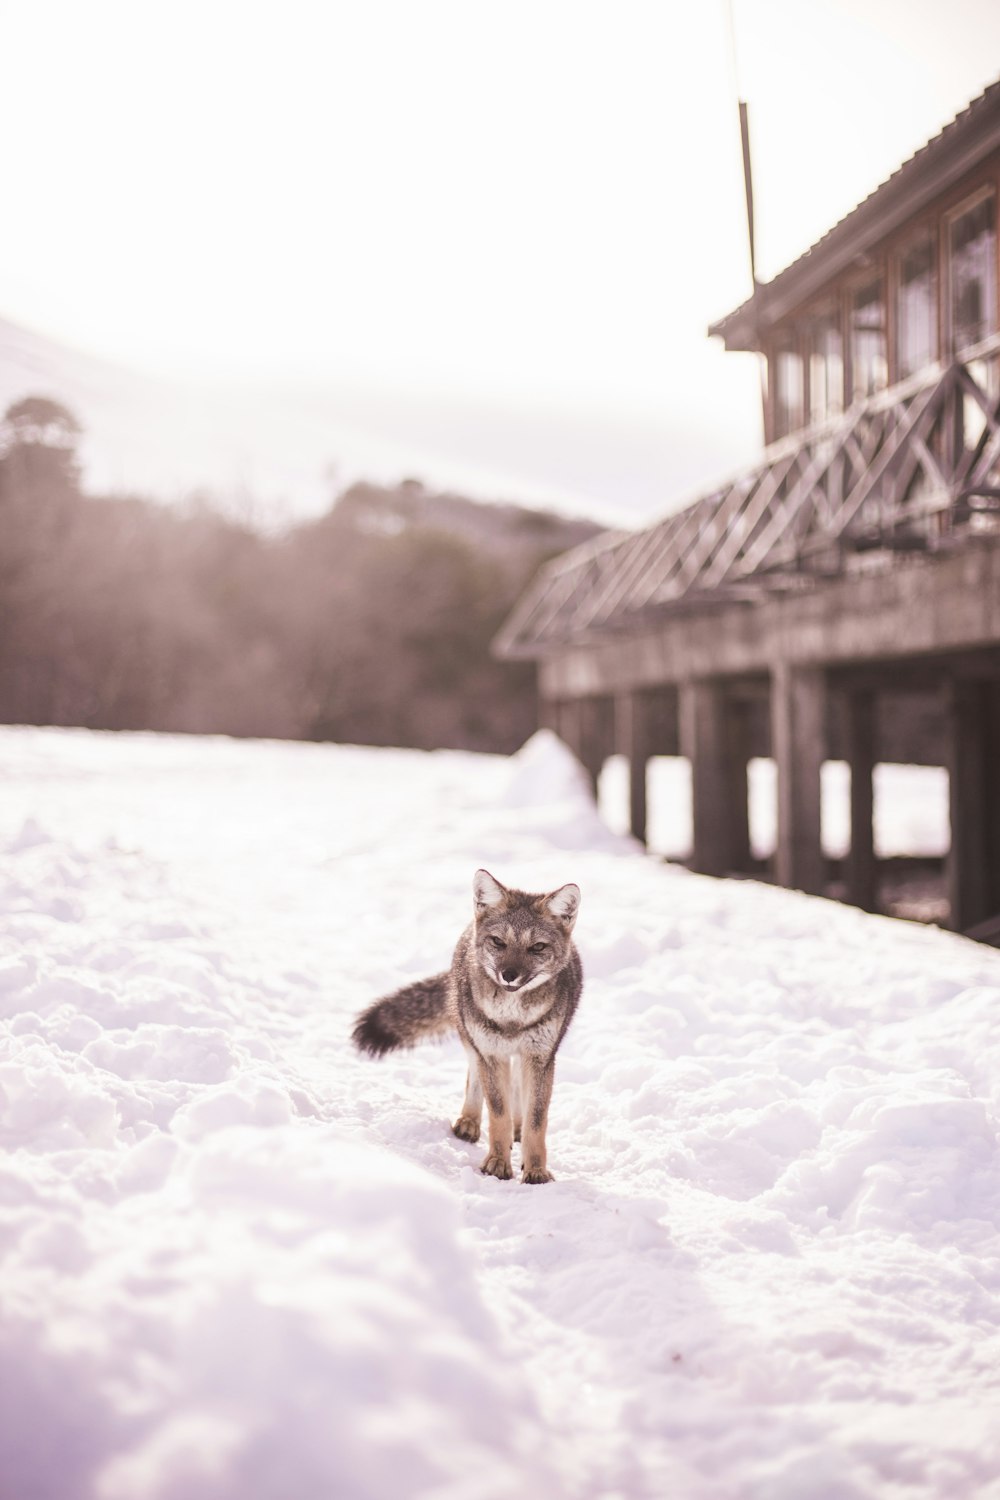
[710,76,1000,351]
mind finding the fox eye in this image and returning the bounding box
[487,935,506,950]
[529,942,549,955]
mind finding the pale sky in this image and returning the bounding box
[2,0,1000,518]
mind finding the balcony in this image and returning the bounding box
[496,333,1000,659]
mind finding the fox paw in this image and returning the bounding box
[521,1166,554,1185]
[481,1149,513,1180]
[452,1115,480,1143]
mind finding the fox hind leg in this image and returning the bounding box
[452,1045,484,1143]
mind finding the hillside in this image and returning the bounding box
[0,409,598,751]
[0,314,632,526]
[317,477,601,558]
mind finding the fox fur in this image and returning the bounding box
[352,868,582,1184]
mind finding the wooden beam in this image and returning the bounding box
[771,664,827,895]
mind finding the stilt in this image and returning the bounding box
[946,680,1000,932]
[770,663,826,895]
[538,695,559,734]
[557,697,609,799]
[844,690,877,912]
[726,696,753,875]
[555,699,584,767]
[679,680,751,877]
[615,691,649,845]
[577,697,609,798]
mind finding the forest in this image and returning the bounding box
[0,396,597,752]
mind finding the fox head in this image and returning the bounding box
[472,868,579,994]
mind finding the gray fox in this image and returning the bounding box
[353,869,582,1183]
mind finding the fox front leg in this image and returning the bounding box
[520,1054,556,1184]
[479,1055,514,1180]
[452,1045,484,1143]
[511,1055,523,1144]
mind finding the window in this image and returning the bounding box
[772,339,804,438]
[896,230,937,378]
[849,276,888,400]
[805,307,844,424]
[948,191,997,353]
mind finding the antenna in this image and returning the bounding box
[724,0,766,441]
[738,99,758,290]
[724,0,758,294]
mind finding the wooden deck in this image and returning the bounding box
[497,334,1000,656]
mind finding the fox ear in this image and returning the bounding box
[545,882,580,927]
[473,869,507,911]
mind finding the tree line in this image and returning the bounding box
[0,396,596,752]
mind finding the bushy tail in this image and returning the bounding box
[352,972,454,1057]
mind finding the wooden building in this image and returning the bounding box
[495,78,1000,937]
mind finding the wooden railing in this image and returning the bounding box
[496,335,1000,657]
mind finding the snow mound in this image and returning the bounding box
[500,727,595,807]
[3,1128,553,1500]
[494,729,632,857]
[6,816,50,852]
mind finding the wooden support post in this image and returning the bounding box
[946,681,1000,933]
[770,663,826,895]
[577,697,606,798]
[538,694,559,733]
[615,691,649,845]
[727,698,753,875]
[556,698,584,764]
[844,690,877,912]
[987,685,1000,930]
[679,681,751,878]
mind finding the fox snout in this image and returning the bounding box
[495,963,551,995]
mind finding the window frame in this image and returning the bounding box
[770,331,805,440]
[802,300,845,427]
[944,184,998,357]
[846,268,889,404]
[892,223,939,381]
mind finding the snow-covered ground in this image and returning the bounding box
[2,726,999,1500]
